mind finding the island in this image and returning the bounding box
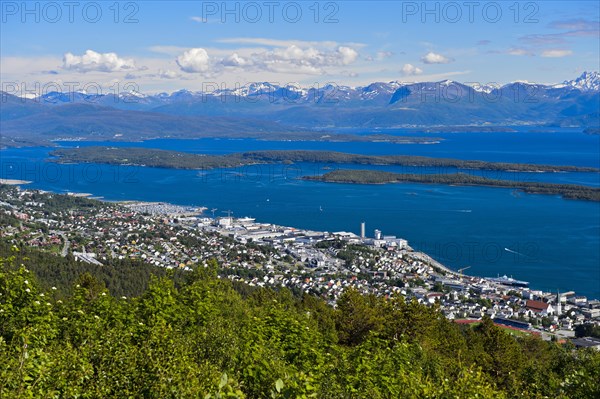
[0,132,441,149]
[303,170,600,202]
[50,147,600,173]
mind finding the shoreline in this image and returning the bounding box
[3,183,598,301]
[113,195,600,300]
[119,197,599,301]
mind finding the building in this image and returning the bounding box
[571,337,600,351]
[526,299,555,316]
[217,217,232,227]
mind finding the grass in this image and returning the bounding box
[455,319,536,337]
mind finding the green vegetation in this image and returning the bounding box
[305,170,600,201]
[51,147,247,170]
[50,147,600,172]
[460,320,534,338]
[0,242,185,298]
[575,324,600,339]
[1,249,600,398]
[0,184,112,214]
[316,239,380,268]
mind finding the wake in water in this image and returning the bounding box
[504,247,526,257]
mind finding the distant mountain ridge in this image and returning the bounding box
[1,72,598,146]
[28,71,600,106]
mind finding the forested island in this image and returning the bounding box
[50,147,600,173]
[304,170,600,201]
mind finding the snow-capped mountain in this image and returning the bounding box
[31,72,599,106]
[3,71,594,135]
[119,89,147,99]
[468,83,499,94]
[563,71,600,92]
[360,81,403,100]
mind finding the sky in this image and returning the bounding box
[1,0,599,94]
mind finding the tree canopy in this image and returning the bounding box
[1,249,599,398]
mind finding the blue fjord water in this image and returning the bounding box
[1,131,599,298]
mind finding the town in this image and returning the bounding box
[1,183,599,348]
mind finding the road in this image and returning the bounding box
[51,231,70,257]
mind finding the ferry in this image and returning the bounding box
[487,274,530,288]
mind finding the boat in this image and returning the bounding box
[487,274,529,288]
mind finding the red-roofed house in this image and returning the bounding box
[526,300,555,316]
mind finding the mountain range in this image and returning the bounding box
[1,72,598,146]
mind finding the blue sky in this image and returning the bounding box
[1,1,598,94]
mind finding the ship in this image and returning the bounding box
[486,274,530,288]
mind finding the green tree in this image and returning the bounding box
[335,288,384,346]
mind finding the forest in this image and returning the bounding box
[1,245,599,398]
[50,147,600,173]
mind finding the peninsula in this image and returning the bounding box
[50,147,600,173]
[303,170,600,201]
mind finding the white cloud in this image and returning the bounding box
[225,45,360,75]
[263,45,358,67]
[273,45,318,61]
[420,52,453,64]
[177,48,210,73]
[62,50,139,73]
[221,53,249,67]
[158,69,180,79]
[376,51,394,60]
[508,48,531,56]
[401,63,423,76]
[541,49,573,58]
[337,46,359,65]
[3,39,368,93]
[152,39,361,77]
